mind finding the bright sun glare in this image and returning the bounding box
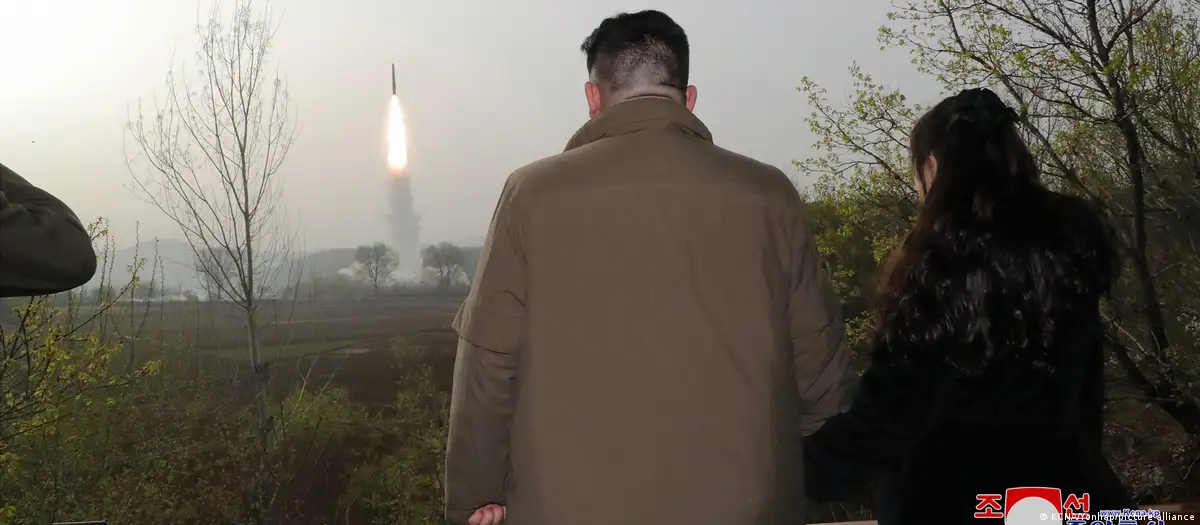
[387,95,409,173]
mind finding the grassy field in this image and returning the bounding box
[5,293,1196,518]
[32,295,470,408]
[70,296,463,347]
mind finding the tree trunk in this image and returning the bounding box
[1092,15,1191,433]
[1117,113,1171,357]
[1111,101,1199,437]
[1111,339,1200,436]
[247,303,270,431]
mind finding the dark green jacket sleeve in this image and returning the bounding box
[0,162,97,297]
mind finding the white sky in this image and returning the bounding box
[0,0,936,250]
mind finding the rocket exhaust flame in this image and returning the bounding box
[387,95,409,173]
[386,63,421,281]
[387,63,408,173]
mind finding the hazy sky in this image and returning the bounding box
[0,0,935,250]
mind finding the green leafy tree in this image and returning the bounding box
[797,0,1200,511]
[796,68,923,349]
[877,0,1200,435]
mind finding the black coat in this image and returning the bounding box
[803,304,1134,524]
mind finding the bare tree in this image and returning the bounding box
[421,242,464,294]
[125,0,298,430]
[354,242,399,297]
[196,247,236,302]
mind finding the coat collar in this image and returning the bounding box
[564,96,713,152]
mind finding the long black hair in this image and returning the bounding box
[874,88,1119,375]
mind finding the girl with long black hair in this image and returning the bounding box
[803,88,1134,524]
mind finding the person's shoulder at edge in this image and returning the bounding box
[0,162,98,297]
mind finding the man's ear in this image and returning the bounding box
[684,85,697,112]
[585,82,603,118]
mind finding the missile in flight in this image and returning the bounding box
[391,63,397,95]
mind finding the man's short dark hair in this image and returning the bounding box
[580,10,689,93]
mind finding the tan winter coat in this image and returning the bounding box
[445,97,850,525]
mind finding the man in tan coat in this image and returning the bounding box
[0,162,97,297]
[445,10,850,525]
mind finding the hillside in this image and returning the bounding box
[91,240,359,293]
[90,238,200,291]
